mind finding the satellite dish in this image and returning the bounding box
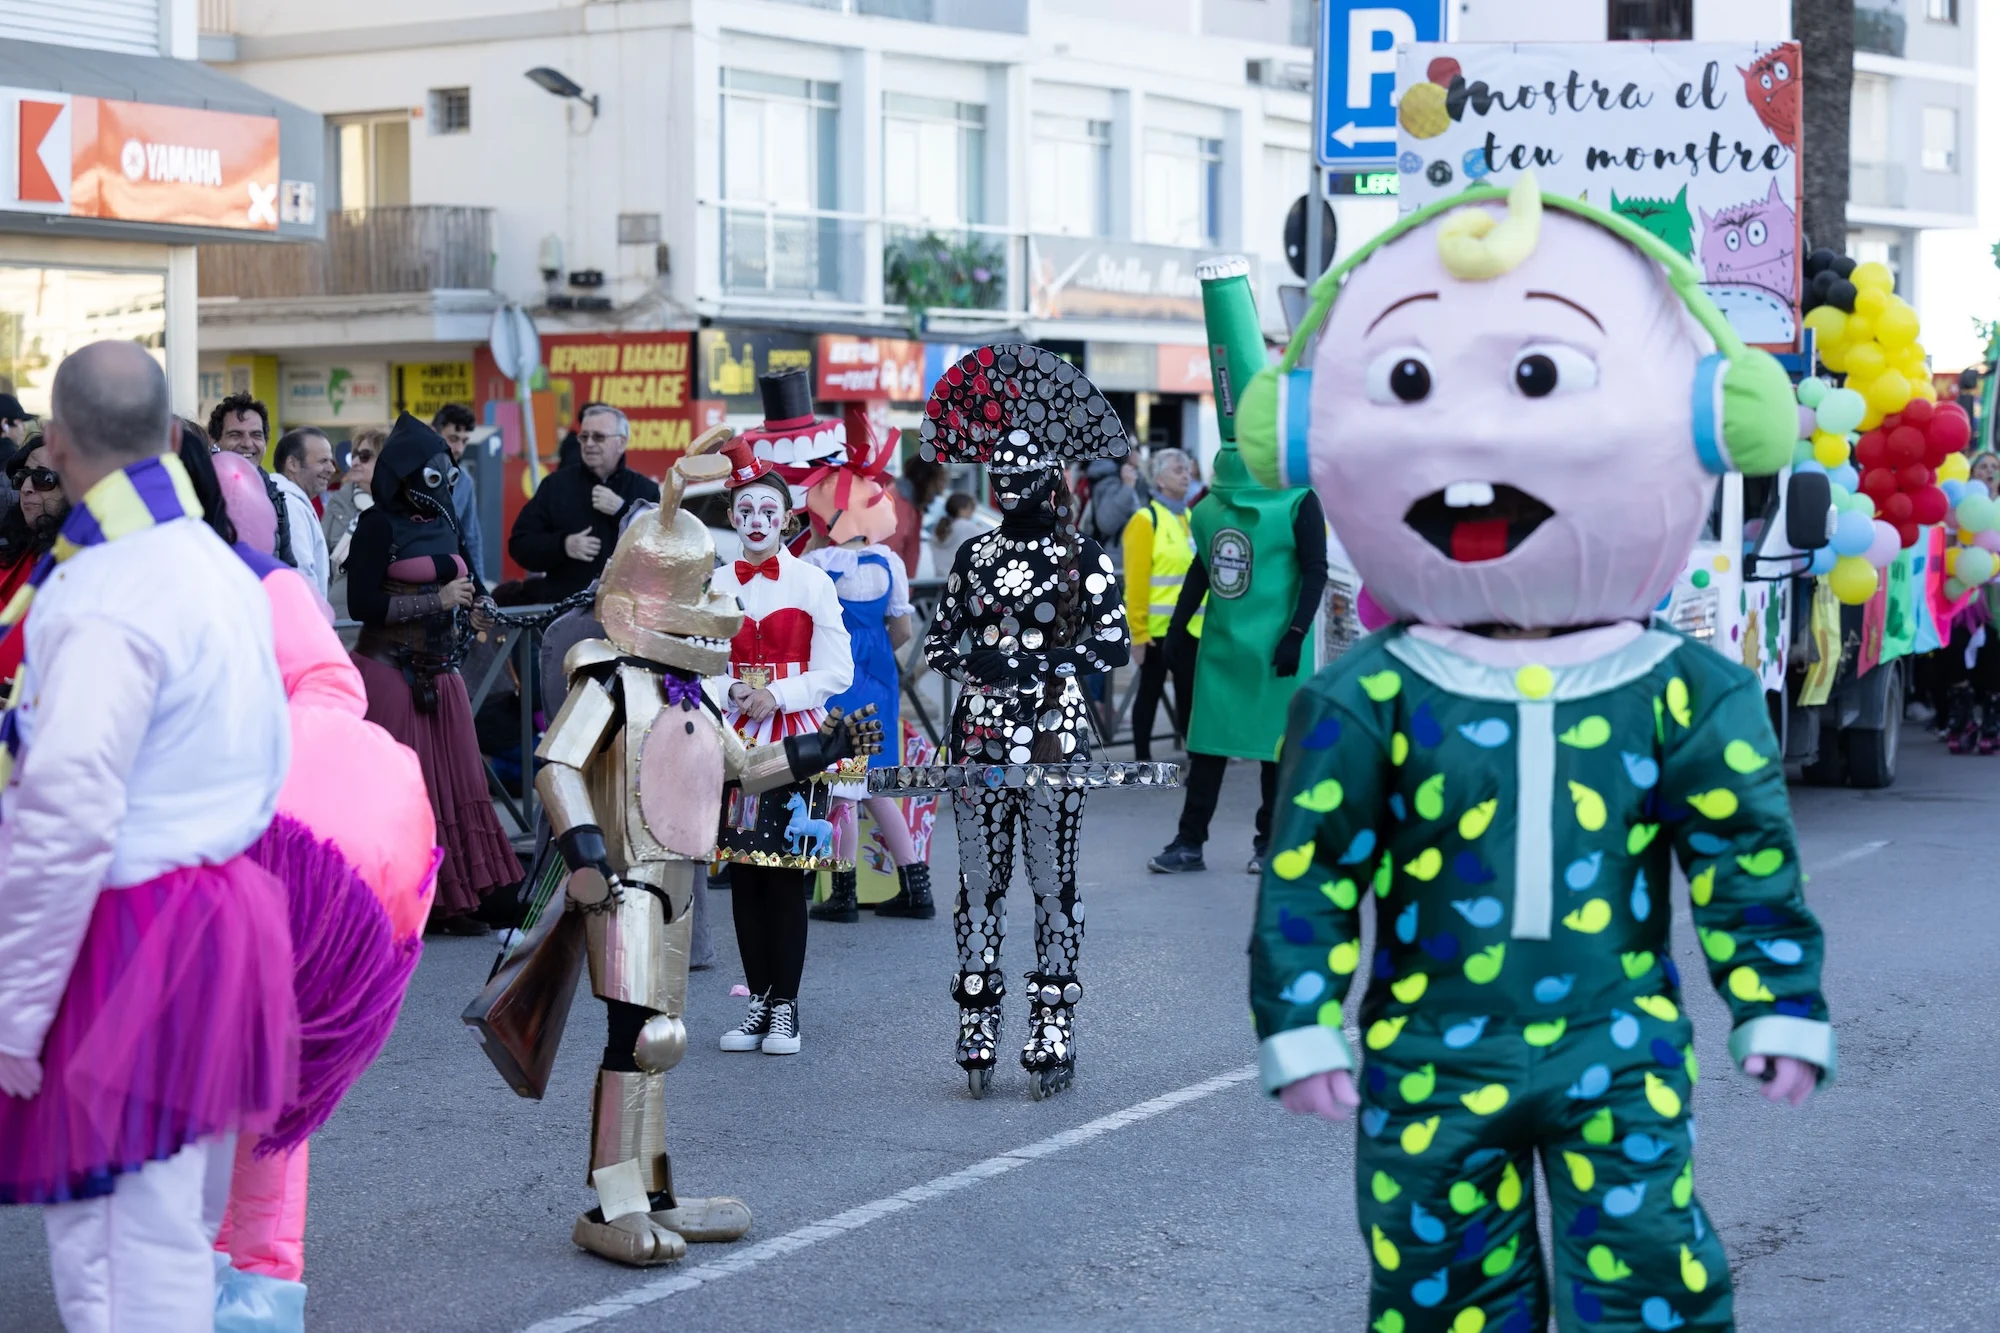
[1285,195,1338,280]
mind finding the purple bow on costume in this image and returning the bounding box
[662,673,703,710]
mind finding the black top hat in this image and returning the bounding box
[757,369,816,429]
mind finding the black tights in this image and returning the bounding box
[1176,753,1278,850]
[731,864,809,1001]
[1130,646,1191,761]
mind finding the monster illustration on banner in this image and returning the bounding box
[1396,42,1803,349]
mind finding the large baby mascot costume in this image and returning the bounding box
[1242,176,1834,1333]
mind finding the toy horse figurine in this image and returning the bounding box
[783,792,835,860]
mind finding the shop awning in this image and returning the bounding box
[0,38,323,246]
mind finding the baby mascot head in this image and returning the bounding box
[1240,173,1795,630]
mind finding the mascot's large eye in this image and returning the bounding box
[1759,72,1772,90]
[1723,229,1742,252]
[1773,60,1790,81]
[1365,348,1433,404]
[1746,220,1768,247]
[1512,344,1599,399]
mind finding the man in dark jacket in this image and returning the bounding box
[507,404,660,600]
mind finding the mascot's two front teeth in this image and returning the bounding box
[1445,482,1496,508]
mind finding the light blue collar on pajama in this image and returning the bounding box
[1384,629,1683,941]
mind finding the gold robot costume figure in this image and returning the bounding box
[532,430,879,1267]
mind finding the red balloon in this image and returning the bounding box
[1902,397,1936,426]
[1886,426,1927,467]
[1883,491,1915,523]
[1855,430,1889,470]
[1880,412,1903,434]
[1911,485,1950,526]
[1860,467,1901,503]
[1928,408,1972,456]
[1898,464,1934,492]
[1897,521,1922,549]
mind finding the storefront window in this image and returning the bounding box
[0,266,167,416]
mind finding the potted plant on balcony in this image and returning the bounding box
[884,230,1005,332]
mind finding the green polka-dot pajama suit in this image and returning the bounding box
[1250,628,1835,1333]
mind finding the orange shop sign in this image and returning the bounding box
[816,335,925,401]
[6,91,280,231]
[1155,344,1213,395]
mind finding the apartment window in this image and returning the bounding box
[429,87,470,135]
[1850,74,1891,164]
[1927,0,1958,22]
[1031,115,1110,237]
[884,94,987,226]
[1607,0,1692,39]
[720,71,840,211]
[1144,130,1223,247]
[333,113,410,210]
[1922,106,1959,173]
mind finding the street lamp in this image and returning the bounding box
[526,66,599,119]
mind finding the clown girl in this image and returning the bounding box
[709,437,853,1057]
[917,346,1133,1101]
[1241,176,1833,1332]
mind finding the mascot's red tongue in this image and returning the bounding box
[1451,518,1511,563]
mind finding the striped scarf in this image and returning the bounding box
[0,453,203,787]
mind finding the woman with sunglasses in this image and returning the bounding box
[323,426,384,620]
[346,413,520,934]
[0,440,71,687]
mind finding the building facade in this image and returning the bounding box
[0,0,323,419]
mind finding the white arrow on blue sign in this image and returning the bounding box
[1317,0,1450,168]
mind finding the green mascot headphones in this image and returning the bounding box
[1235,179,1799,492]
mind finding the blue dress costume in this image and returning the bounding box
[826,549,900,765]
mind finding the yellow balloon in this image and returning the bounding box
[1853,286,1887,317]
[1844,313,1874,346]
[1829,555,1880,606]
[1818,341,1850,373]
[1801,304,1848,347]
[1939,451,1972,482]
[1945,546,1960,577]
[1877,301,1919,349]
[1858,400,1883,432]
[1865,368,1912,415]
[1852,260,1895,293]
[1842,342,1887,382]
[1811,432,1849,468]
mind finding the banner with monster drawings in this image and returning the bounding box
[1394,42,1803,350]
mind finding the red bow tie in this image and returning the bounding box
[735,556,782,582]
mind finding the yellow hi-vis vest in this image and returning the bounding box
[1145,500,1202,640]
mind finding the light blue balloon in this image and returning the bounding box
[1808,546,1838,576]
[1458,717,1512,748]
[1642,1296,1687,1330]
[1604,1182,1648,1217]
[1622,1132,1671,1163]
[1395,901,1419,943]
[1610,1009,1641,1049]
[1831,510,1875,556]
[1279,972,1326,1005]
[1442,1016,1488,1049]
[1451,897,1504,928]
[1754,938,1805,965]
[1943,479,1967,506]
[1621,752,1660,788]
[1567,1064,1611,1099]
[1564,851,1603,891]
[1533,974,1576,1004]
[1829,463,1860,493]
[1792,458,1827,476]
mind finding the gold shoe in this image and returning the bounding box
[652,1195,753,1242]
[572,1208,688,1266]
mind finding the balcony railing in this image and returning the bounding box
[197,206,496,300]
[1855,3,1906,57]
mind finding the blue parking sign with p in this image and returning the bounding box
[1317,0,1449,167]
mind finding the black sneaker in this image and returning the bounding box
[719,992,772,1052]
[761,1000,801,1055]
[1147,843,1205,874]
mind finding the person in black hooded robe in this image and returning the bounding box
[347,413,520,933]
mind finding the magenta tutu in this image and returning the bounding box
[248,814,437,1155]
[0,856,300,1204]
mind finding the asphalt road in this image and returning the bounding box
[2,735,1996,1331]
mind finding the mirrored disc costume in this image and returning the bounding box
[468,443,875,1267]
[898,346,1142,1099]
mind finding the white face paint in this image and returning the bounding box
[731,485,788,556]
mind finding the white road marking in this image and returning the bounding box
[1811,840,1890,875]
[520,1064,1260,1332]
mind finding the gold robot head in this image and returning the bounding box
[595,428,744,675]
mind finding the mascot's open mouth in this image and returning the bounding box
[1405,482,1554,563]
